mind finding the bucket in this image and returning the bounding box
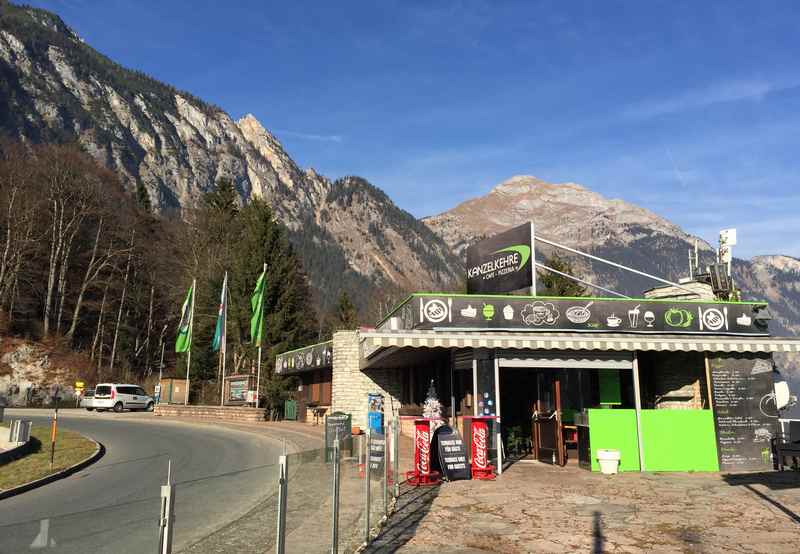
[597,449,621,475]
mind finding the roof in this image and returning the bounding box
[360,330,800,356]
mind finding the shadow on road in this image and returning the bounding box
[723,471,800,526]
[592,511,604,554]
[365,483,440,553]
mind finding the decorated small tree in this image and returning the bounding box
[422,379,443,423]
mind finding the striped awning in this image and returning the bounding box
[361,330,800,355]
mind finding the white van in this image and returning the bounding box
[92,383,154,413]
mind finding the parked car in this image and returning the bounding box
[80,388,96,410]
[91,383,154,413]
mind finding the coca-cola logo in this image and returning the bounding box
[416,428,430,474]
[473,425,488,469]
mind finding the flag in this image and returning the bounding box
[175,283,194,353]
[212,272,228,352]
[250,268,266,347]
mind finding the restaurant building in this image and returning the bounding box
[277,292,800,473]
[275,224,800,473]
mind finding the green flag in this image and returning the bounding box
[175,283,194,353]
[250,268,266,347]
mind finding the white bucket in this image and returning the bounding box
[597,449,621,475]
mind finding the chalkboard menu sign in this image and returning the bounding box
[325,412,352,463]
[708,353,777,471]
[434,425,471,481]
[369,432,385,473]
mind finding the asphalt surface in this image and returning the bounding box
[0,409,283,554]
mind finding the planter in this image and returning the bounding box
[597,449,621,475]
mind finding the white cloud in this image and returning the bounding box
[273,129,343,143]
[623,77,799,119]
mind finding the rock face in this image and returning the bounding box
[0,3,460,311]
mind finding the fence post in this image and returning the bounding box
[383,424,389,520]
[158,460,175,554]
[331,435,340,554]
[363,427,371,547]
[393,418,400,499]
[276,454,288,554]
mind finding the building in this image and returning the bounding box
[277,292,800,473]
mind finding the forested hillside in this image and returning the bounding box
[0,141,318,407]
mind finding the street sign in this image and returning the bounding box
[74,381,85,390]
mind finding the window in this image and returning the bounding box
[95,385,111,396]
[136,387,147,396]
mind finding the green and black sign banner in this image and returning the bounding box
[403,294,769,335]
[275,340,333,374]
[466,223,532,294]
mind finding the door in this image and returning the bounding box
[532,371,565,465]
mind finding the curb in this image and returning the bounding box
[0,438,105,501]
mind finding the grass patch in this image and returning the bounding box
[0,424,96,491]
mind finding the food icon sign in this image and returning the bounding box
[503,305,514,320]
[422,299,449,323]
[460,305,477,318]
[521,301,559,326]
[565,301,593,324]
[698,307,727,331]
[643,311,656,327]
[627,305,641,328]
[606,314,622,328]
[664,308,693,328]
[482,304,495,321]
[736,313,752,326]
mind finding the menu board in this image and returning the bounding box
[434,425,471,481]
[325,412,352,462]
[369,431,385,473]
[708,353,777,471]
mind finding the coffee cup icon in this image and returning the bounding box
[607,314,622,327]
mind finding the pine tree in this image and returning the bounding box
[538,254,587,297]
[333,291,358,330]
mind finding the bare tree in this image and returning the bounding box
[109,230,134,374]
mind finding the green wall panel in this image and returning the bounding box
[588,409,640,472]
[640,410,719,472]
[597,369,621,405]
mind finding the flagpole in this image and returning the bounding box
[220,271,228,407]
[255,263,266,409]
[184,278,195,406]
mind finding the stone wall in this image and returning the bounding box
[639,351,708,409]
[331,331,402,429]
[154,404,265,422]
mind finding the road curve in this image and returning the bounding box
[0,409,283,554]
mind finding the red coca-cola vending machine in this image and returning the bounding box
[465,416,496,480]
[404,417,441,486]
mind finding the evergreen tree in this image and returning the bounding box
[332,291,358,330]
[538,254,587,297]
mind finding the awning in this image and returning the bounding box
[361,330,800,356]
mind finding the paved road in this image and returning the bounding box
[0,409,282,554]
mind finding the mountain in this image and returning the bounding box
[0,2,461,313]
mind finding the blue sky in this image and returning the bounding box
[29,0,800,258]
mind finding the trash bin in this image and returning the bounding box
[284,399,297,421]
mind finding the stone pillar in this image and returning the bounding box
[332,330,401,429]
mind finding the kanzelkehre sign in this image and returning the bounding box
[466,223,532,294]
